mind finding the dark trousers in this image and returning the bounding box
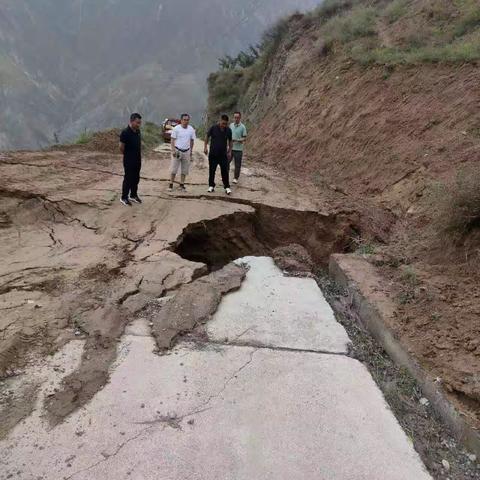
[209,154,230,189]
[122,158,141,199]
[230,150,243,180]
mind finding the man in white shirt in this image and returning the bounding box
[169,113,196,191]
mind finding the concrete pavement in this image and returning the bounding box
[0,257,432,480]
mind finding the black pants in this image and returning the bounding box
[122,158,141,199]
[209,154,230,188]
[230,150,243,180]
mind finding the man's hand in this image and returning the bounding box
[204,146,208,156]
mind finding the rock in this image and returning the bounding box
[272,244,314,274]
[442,459,450,471]
[467,454,477,462]
[419,397,429,406]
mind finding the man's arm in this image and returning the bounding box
[190,129,196,158]
[242,125,248,143]
[170,127,177,156]
[119,130,126,154]
[227,129,233,158]
[204,129,211,155]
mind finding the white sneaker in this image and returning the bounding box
[232,178,238,184]
[207,187,214,193]
[225,188,232,195]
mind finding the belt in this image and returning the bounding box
[175,147,190,153]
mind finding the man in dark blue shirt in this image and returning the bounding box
[119,113,142,206]
[204,114,233,195]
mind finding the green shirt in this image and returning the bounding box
[230,122,247,151]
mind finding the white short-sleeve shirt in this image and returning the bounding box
[171,125,196,151]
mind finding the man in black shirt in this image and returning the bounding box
[119,113,143,206]
[204,114,233,195]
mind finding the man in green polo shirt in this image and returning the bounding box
[230,111,248,184]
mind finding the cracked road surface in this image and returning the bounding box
[0,257,431,479]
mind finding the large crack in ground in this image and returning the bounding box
[171,202,366,270]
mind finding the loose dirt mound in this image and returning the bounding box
[84,129,122,154]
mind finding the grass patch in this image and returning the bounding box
[323,6,378,44]
[351,236,376,255]
[74,130,92,145]
[383,0,409,24]
[352,39,480,65]
[454,0,480,37]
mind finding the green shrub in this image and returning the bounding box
[431,166,480,238]
[310,0,358,20]
[141,122,162,150]
[384,0,409,24]
[74,130,92,145]
[261,15,292,62]
[207,70,245,122]
[323,6,378,44]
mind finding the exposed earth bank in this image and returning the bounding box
[207,0,480,438]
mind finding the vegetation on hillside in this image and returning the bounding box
[208,0,480,120]
[432,165,480,240]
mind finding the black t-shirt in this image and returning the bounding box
[120,126,141,162]
[208,124,232,157]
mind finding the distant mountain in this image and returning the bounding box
[0,0,320,149]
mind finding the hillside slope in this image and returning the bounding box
[207,0,480,431]
[0,0,321,150]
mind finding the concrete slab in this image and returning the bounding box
[0,332,431,480]
[207,256,350,353]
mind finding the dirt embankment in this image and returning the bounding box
[207,1,480,431]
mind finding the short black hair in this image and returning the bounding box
[130,113,142,122]
[221,114,229,122]
[181,113,190,120]
[234,111,242,116]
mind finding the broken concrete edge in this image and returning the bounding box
[329,253,480,457]
[152,262,248,353]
